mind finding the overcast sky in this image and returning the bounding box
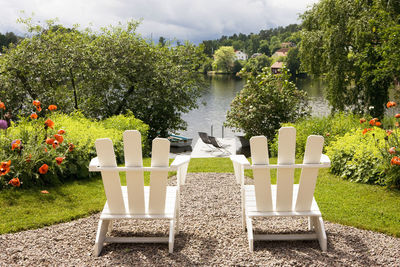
[0,0,318,43]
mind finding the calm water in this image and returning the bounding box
[178,75,329,143]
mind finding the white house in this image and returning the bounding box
[235,50,248,61]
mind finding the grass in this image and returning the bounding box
[1,158,399,238]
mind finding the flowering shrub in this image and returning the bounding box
[0,102,149,189]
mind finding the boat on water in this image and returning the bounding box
[168,134,193,147]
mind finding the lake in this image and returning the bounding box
[178,74,330,143]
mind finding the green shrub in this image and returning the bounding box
[325,128,387,185]
[0,111,149,189]
[270,113,365,157]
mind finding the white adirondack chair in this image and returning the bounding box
[89,130,190,256]
[230,127,331,252]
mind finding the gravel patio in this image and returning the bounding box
[1,173,399,266]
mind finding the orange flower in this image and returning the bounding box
[389,147,396,155]
[8,177,20,187]
[36,106,42,112]
[44,147,48,153]
[68,143,75,152]
[395,114,400,118]
[44,119,54,129]
[1,160,11,169]
[33,100,41,107]
[30,113,38,119]
[9,177,20,187]
[369,119,376,126]
[375,121,382,127]
[48,105,57,111]
[41,190,49,194]
[52,140,59,149]
[26,154,32,163]
[11,139,21,150]
[0,167,10,176]
[387,101,396,108]
[359,118,366,124]
[0,101,5,110]
[46,138,55,145]
[55,157,65,165]
[362,128,373,135]
[39,164,49,174]
[57,129,65,135]
[54,134,63,143]
[387,130,393,136]
[391,156,400,166]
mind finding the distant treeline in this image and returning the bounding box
[200,24,300,57]
[0,32,21,52]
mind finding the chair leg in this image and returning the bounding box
[246,217,254,252]
[94,219,110,256]
[313,216,327,252]
[175,194,180,234]
[168,220,175,253]
[108,220,113,233]
[308,216,315,231]
[241,188,246,231]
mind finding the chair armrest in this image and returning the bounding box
[320,154,331,167]
[230,155,251,167]
[89,157,100,172]
[171,155,191,169]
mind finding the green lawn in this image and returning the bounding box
[1,158,399,238]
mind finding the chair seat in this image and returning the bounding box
[244,184,321,217]
[100,186,177,219]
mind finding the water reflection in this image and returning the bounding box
[178,74,329,143]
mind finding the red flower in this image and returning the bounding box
[41,190,49,194]
[39,164,49,174]
[0,167,10,176]
[369,119,376,126]
[1,160,11,169]
[11,139,21,150]
[55,157,65,165]
[52,140,59,149]
[375,121,382,127]
[387,130,393,136]
[44,119,55,129]
[46,138,55,145]
[57,129,65,135]
[362,128,373,135]
[30,113,38,119]
[68,143,75,152]
[0,101,5,110]
[8,177,20,187]
[48,105,57,111]
[359,118,366,124]
[387,101,396,108]
[391,156,400,166]
[33,100,41,107]
[326,133,330,137]
[36,106,42,112]
[395,114,400,118]
[389,147,396,155]
[54,134,63,143]
[0,160,11,176]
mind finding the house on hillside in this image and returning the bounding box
[272,48,289,58]
[271,61,283,74]
[251,53,263,58]
[280,42,295,48]
[235,50,248,61]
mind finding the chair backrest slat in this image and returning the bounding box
[95,138,125,214]
[124,130,145,214]
[276,127,296,211]
[295,135,324,211]
[148,138,170,214]
[250,136,273,211]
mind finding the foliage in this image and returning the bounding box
[286,47,301,78]
[0,19,205,140]
[300,0,400,117]
[0,32,20,52]
[212,46,236,73]
[0,102,149,189]
[241,55,272,76]
[270,113,364,157]
[225,67,310,140]
[326,128,387,185]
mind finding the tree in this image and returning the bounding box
[258,40,271,56]
[158,36,166,47]
[300,0,399,117]
[286,47,301,78]
[225,67,310,140]
[212,46,236,73]
[240,55,272,76]
[0,19,206,140]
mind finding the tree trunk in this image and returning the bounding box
[69,69,78,109]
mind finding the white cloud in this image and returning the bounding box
[0,0,319,42]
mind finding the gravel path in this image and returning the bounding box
[1,173,399,266]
